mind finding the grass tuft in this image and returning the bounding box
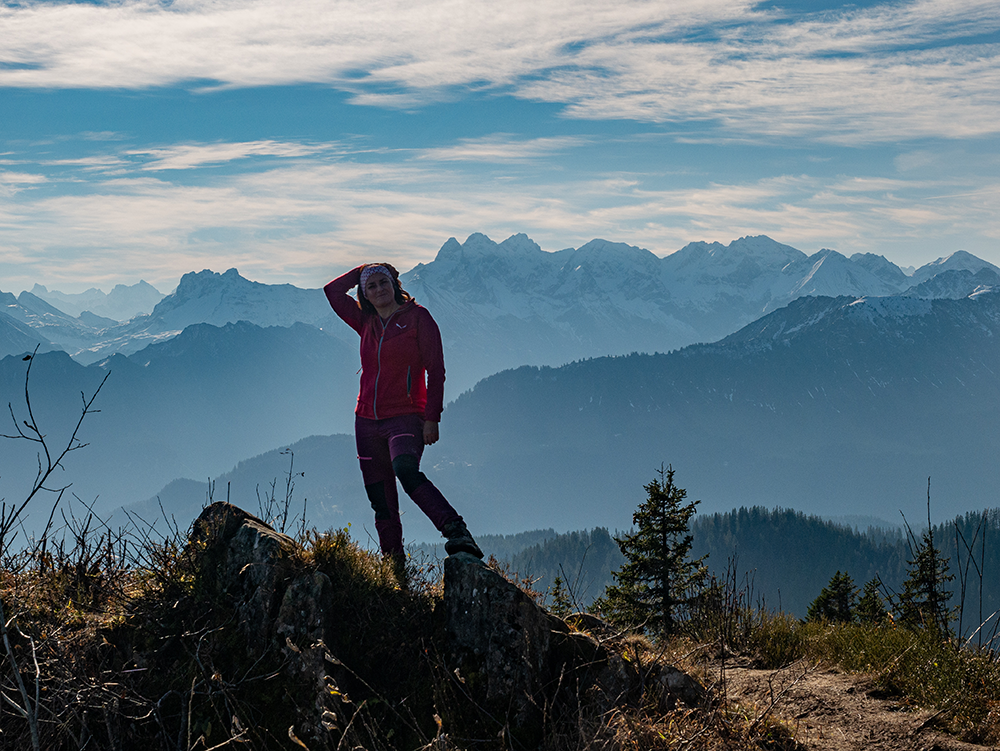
[805,622,1000,744]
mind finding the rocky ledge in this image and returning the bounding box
[186,502,705,749]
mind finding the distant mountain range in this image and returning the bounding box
[402,234,999,392]
[0,322,358,531]
[2,270,339,365]
[426,288,1000,533]
[4,233,998,393]
[31,281,165,321]
[2,233,998,536]
[104,286,1000,541]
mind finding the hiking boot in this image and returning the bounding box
[386,552,409,590]
[441,519,484,559]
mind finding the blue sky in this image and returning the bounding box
[1,0,999,293]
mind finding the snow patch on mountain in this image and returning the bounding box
[149,268,331,331]
[909,250,1000,285]
[12,233,999,391]
[783,250,899,301]
[846,295,935,321]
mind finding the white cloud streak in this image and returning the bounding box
[415,134,586,162]
[127,140,331,170]
[2,146,998,293]
[0,169,47,197]
[1,0,998,143]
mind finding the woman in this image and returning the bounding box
[324,263,483,561]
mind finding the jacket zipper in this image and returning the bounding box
[372,309,399,419]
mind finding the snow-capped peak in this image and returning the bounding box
[911,250,1000,285]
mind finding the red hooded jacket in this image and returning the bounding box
[324,267,446,422]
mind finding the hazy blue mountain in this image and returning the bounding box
[7,270,340,365]
[2,290,100,355]
[425,289,1000,534]
[908,249,1000,285]
[13,234,998,394]
[849,252,912,288]
[402,234,699,392]
[16,290,70,319]
[31,280,164,321]
[95,285,1000,542]
[0,321,359,531]
[2,283,156,359]
[142,269,334,333]
[69,269,342,364]
[898,267,1000,299]
[401,233,998,393]
[7,235,1000,540]
[0,310,61,359]
[655,239,900,326]
[123,434,565,552]
[118,434,368,541]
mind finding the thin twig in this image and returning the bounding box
[746,660,812,735]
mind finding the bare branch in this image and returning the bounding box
[1,349,110,548]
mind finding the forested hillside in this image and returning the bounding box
[496,507,1000,628]
[439,290,1000,530]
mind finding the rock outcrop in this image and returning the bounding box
[189,503,343,747]
[442,552,705,744]
[185,502,705,748]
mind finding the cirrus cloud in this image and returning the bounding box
[2,138,998,293]
[1,0,998,144]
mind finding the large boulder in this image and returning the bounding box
[190,503,300,647]
[188,503,343,748]
[441,552,706,744]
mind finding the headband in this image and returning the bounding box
[360,265,394,289]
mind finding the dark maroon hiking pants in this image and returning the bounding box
[355,414,462,556]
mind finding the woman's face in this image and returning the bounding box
[363,272,396,310]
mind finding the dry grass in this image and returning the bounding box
[3,517,995,750]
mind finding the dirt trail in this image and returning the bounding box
[714,660,995,751]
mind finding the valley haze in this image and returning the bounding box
[1,233,998,544]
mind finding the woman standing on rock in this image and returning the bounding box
[324,263,483,562]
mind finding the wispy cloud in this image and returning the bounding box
[2,0,998,143]
[0,0,733,89]
[127,140,331,170]
[0,169,47,197]
[415,134,586,162]
[44,155,129,172]
[3,145,998,293]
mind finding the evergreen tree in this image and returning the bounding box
[548,575,573,618]
[806,570,857,623]
[596,466,707,637]
[855,577,885,624]
[897,527,953,635]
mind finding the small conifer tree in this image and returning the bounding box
[806,570,856,623]
[897,527,953,635]
[596,465,707,637]
[855,577,886,624]
[896,482,954,636]
[548,575,573,618]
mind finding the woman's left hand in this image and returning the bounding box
[423,420,439,445]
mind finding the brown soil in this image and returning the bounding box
[711,659,997,751]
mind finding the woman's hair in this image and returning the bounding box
[356,262,413,316]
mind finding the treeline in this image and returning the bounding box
[689,507,910,616]
[510,528,624,608]
[485,507,1000,626]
